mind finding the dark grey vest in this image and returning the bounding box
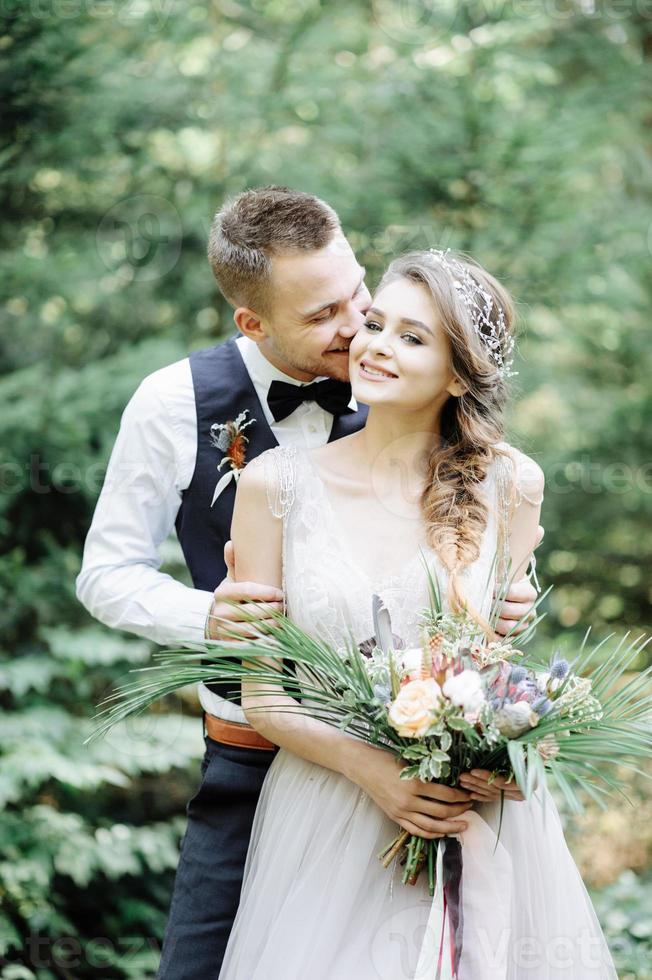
[175,335,368,700]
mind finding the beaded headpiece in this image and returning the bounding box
[428,248,516,378]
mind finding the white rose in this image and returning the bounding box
[388,678,443,739]
[443,669,485,718]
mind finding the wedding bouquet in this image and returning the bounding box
[88,562,651,974]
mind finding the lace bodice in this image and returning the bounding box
[258,444,542,652]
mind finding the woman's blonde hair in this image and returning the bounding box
[377,249,516,618]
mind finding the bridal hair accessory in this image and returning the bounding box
[428,248,516,378]
[209,409,256,506]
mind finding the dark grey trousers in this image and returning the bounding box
[157,716,276,979]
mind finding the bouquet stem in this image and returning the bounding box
[428,838,436,896]
[379,828,438,896]
[378,829,409,868]
[406,842,427,886]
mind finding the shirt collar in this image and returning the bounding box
[235,334,357,410]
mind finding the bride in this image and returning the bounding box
[218,249,616,978]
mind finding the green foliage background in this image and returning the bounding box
[1,1,650,977]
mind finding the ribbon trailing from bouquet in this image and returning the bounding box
[415,811,512,980]
[419,839,463,979]
[440,838,464,977]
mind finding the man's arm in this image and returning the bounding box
[76,369,214,645]
[229,458,474,840]
[204,541,284,641]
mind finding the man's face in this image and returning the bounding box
[255,234,371,383]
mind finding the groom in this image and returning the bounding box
[77,186,540,978]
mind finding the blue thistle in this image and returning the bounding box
[510,666,527,684]
[532,696,553,716]
[550,657,570,680]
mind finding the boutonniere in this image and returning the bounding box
[209,409,256,506]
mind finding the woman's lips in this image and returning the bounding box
[358,360,398,381]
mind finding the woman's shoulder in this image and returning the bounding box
[242,444,297,477]
[492,442,545,507]
[240,445,299,519]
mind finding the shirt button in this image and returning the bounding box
[308,424,317,433]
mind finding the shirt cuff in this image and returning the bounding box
[168,587,215,645]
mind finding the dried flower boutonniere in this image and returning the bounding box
[209,409,256,506]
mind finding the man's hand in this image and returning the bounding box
[204,541,284,641]
[494,577,537,636]
[223,539,236,582]
[494,524,544,637]
[459,769,525,802]
[347,743,473,839]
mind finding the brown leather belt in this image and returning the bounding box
[204,712,276,752]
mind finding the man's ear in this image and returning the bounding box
[234,307,266,342]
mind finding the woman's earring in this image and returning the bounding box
[450,378,467,398]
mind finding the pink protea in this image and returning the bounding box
[487,660,512,700]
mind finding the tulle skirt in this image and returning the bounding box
[219,748,617,980]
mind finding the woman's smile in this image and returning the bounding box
[358,359,398,381]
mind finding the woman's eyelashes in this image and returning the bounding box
[364,320,423,345]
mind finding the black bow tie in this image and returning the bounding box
[266,378,355,423]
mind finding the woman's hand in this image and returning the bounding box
[347,743,474,839]
[458,769,525,802]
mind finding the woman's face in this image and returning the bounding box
[349,276,464,412]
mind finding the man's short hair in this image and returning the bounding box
[207,185,341,315]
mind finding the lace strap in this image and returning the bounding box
[261,446,297,615]
[495,448,544,593]
[511,453,545,508]
[495,453,516,589]
[262,445,297,520]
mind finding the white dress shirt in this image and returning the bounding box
[76,334,357,723]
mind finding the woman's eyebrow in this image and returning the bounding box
[367,308,434,337]
[401,317,434,336]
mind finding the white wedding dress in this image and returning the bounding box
[218,445,617,980]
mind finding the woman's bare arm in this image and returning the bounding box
[229,457,474,839]
[460,448,544,803]
[505,449,545,583]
